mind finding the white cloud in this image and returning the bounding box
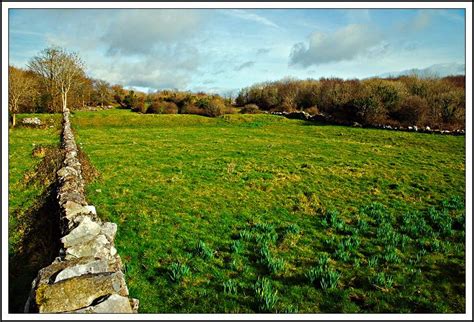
[89,43,201,90]
[102,9,202,56]
[289,24,382,67]
[222,9,280,29]
[403,11,432,31]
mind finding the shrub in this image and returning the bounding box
[130,96,146,113]
[183,104,206,116]
[147,101,178,114]
[196,97,227,117]
[391,95,429,126]
[162,101,179,114]
[349,86,385,124]
[240,104,261,114]
[432,89,465,125]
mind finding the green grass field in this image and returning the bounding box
[9,109,465,313]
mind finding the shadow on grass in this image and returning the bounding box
[9,144,65,313]
[8,184,61,313]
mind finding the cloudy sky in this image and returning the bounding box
[9,8,465,95]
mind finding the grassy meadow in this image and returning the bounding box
[9,109,465,313]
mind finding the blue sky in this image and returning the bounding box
[9,9,465,95]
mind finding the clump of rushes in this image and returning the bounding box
[353,257,361,268]
[168,262,190,282]
[383,246,401,264]
[195,240,215,259]
[317,253,331,267]
[231,240,244,254]
[223,279,238,295]
[441,195,464,211]
[322,209,345,230]
[334,247,351,262]
[285,223,301,235]
[320,270,341,290]
[259,243,286,274]
[400,211,433,238]
[305,256,341,290]
[239,229,253,241]
[255,231,278,245]
[356,218,370,233]
[427,207,453,237]
[334,236,360,262]
[254,277,278,312]
[367,255,380,268]
[253,222,275,234]
[283,304,298,313]
[377,222,394,240]
[267,257,286,274]
[370,271,394,289]
[342,236,361,251]
[305,266,324,284]
[360,202,387,223]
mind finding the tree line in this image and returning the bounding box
[8,46,236,124]
[9,46,465,130]
[235,76,465,130]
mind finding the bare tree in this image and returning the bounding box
[28,46,85,112]
[94,79,112,108]
[8,66,34,126]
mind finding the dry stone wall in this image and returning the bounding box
[25,108,138,313]
[270,111,465,135]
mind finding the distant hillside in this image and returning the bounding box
[378,63,465,78]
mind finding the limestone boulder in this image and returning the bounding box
[37,271,129,313]
[22,117,42,126]
[65,234,112,260]
[61,217,101,248]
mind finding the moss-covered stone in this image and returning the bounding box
[38,271,128,313]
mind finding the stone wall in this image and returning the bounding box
[24,108,138,313]
[270,111,465,136]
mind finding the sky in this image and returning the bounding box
[8,8,466,95]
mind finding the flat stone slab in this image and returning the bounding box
[65,234,111,260]
[54,258,122,283]
[69,294,133,313]
[61,217,101,248]
[37,271,129,313]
